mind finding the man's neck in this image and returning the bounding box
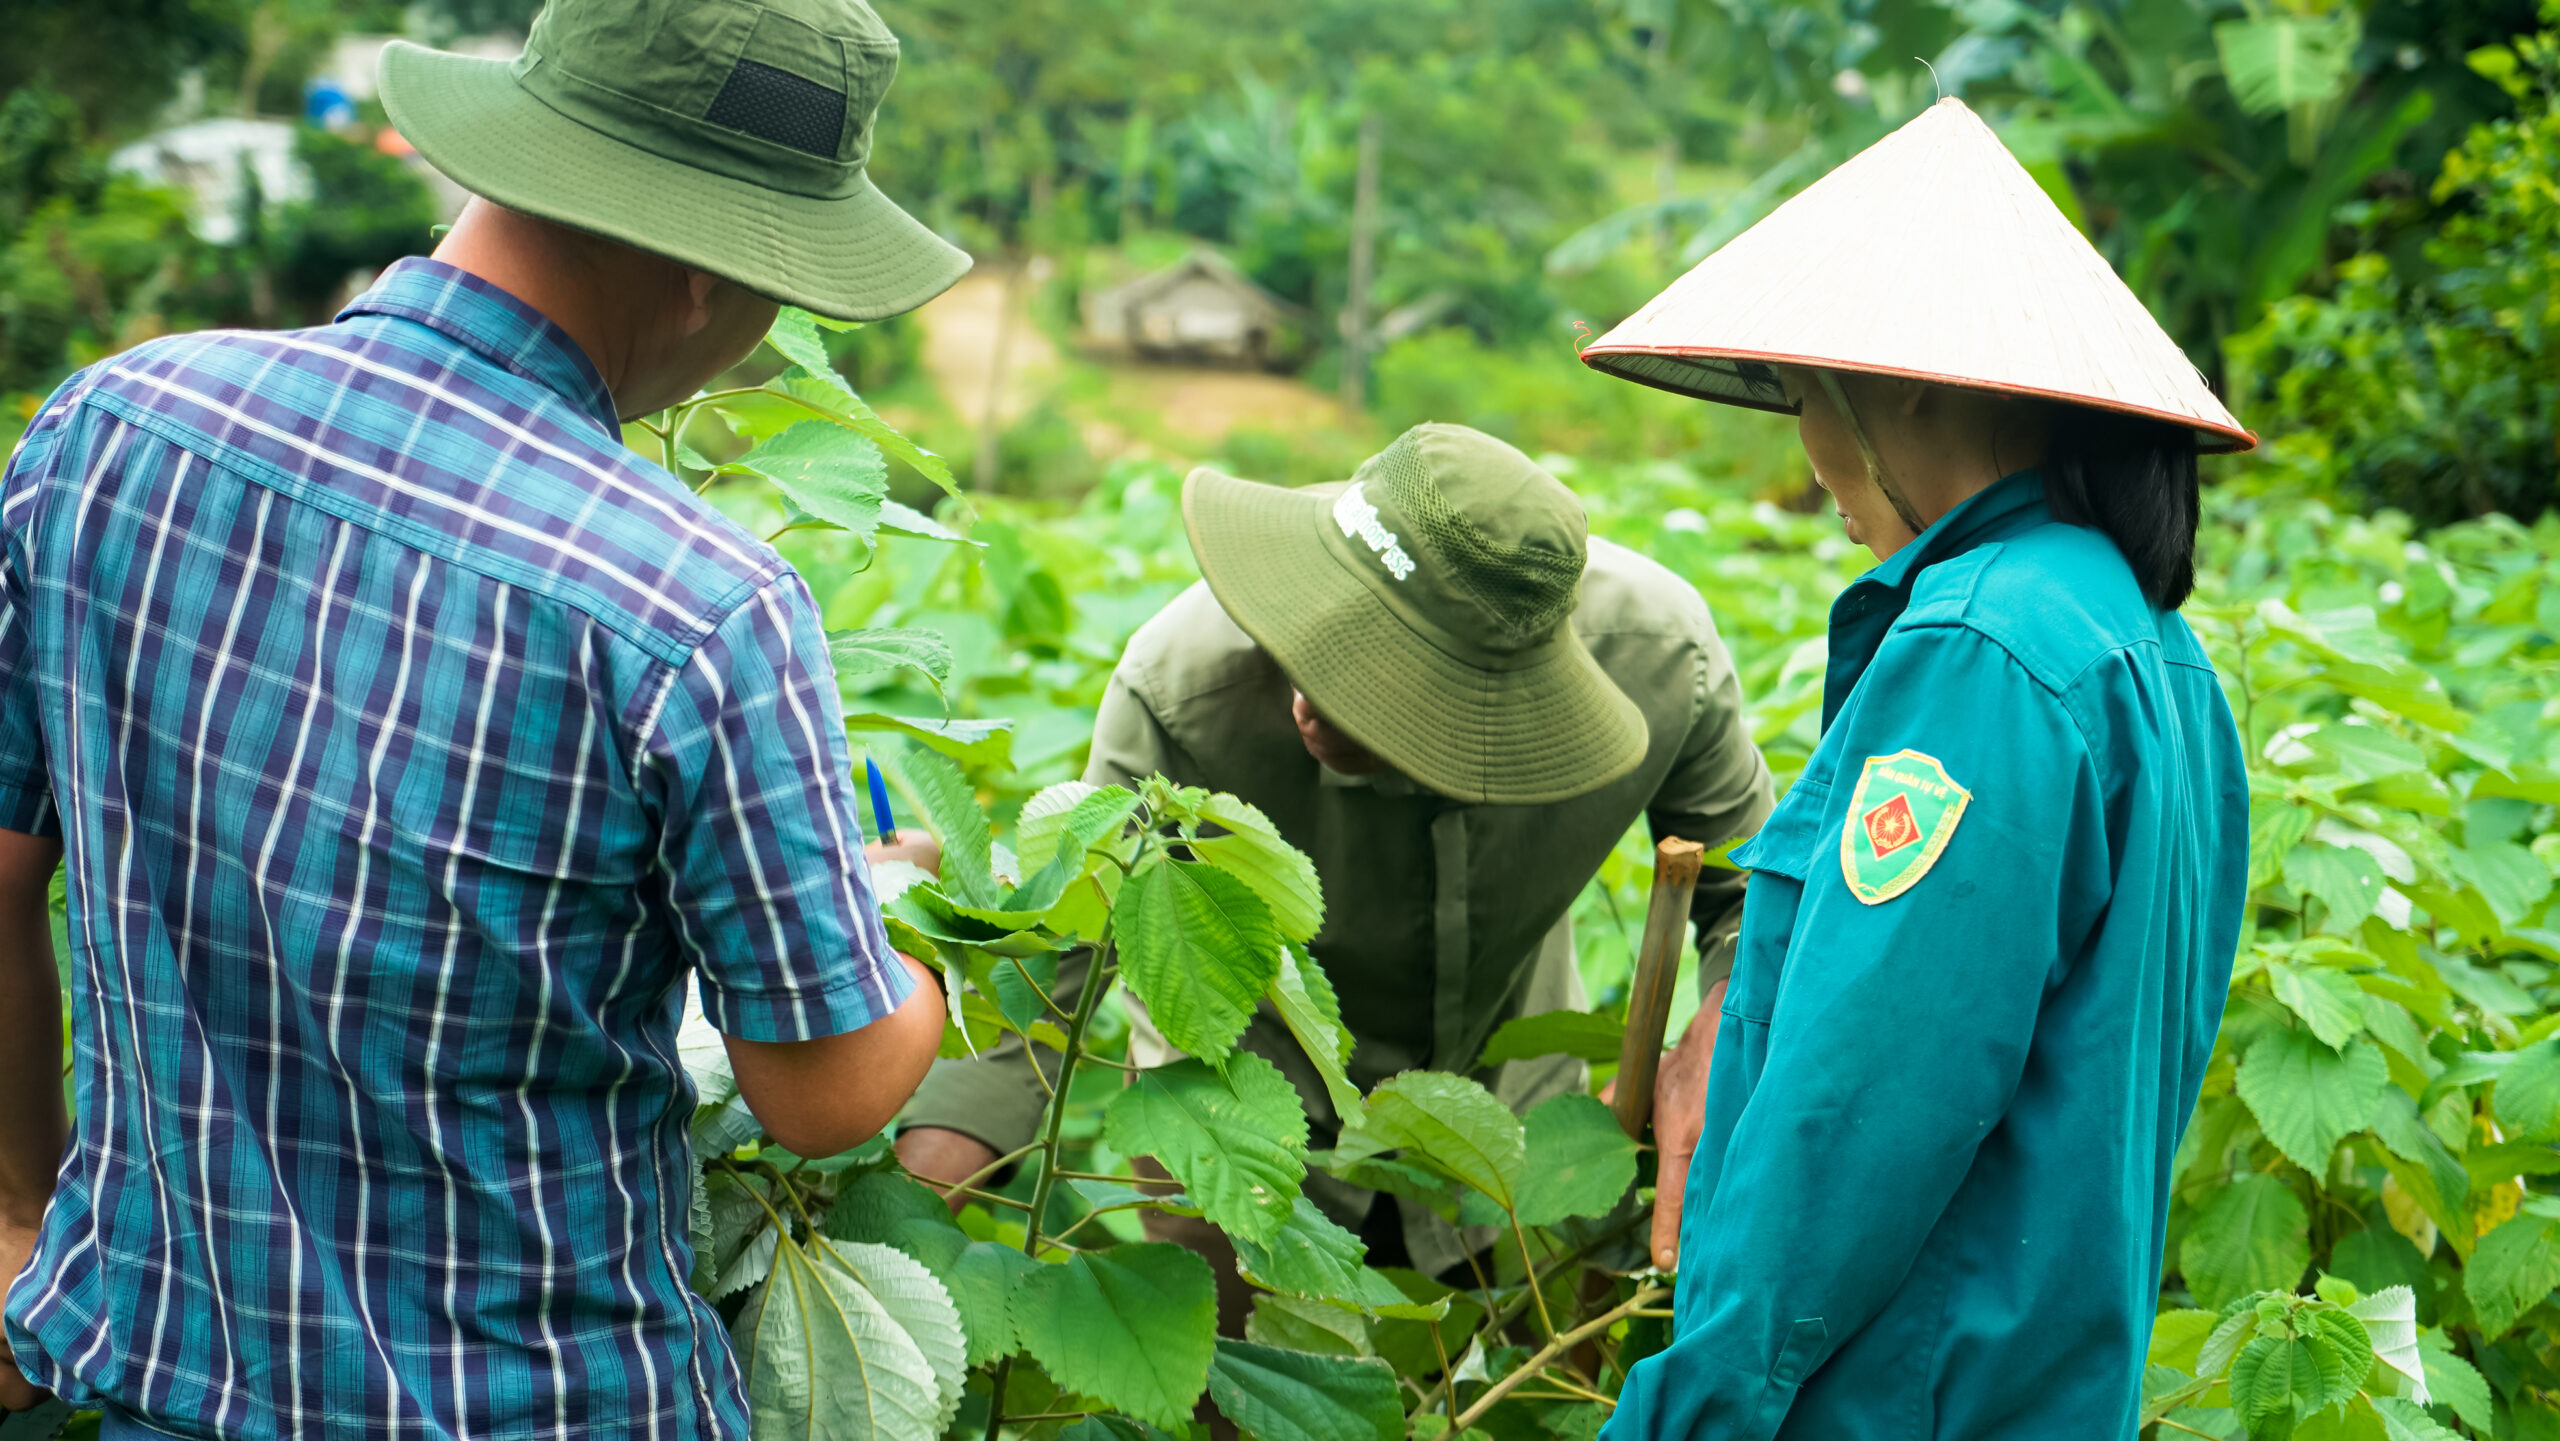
[430,201,640,399]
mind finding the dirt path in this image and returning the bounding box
[910,263,1353,464]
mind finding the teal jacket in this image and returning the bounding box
[1607,472,2249,1440]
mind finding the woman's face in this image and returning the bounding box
[1780,366,1912,558]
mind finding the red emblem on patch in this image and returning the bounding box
[1863,793,1920,859]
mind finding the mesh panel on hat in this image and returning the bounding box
[705,58,848,157]
[1368,431,1582,647]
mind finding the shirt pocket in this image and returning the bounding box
[1725,777,1832,1024]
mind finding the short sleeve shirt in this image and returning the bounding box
[0,259,911,1441]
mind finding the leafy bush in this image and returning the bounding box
[2226,16,2560,525]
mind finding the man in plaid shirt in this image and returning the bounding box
[0,0,963,1435]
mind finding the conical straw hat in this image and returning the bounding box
[1580,97,2255,452]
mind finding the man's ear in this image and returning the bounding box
[681,270,719,338]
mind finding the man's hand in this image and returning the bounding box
[1645,980,1724,1271]
[0,1214,42,1411]
[895,1127,1001,1212]
[864,829,941,878]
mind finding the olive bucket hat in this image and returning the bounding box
[376,0,970,321]
[1184,424,1648,806]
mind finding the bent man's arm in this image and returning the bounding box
[727,950,944,1158]
[0,829,64,1411]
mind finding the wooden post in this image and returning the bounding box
[1611,837,1705,1140]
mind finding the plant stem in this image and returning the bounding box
[1429,1321,1457,1423]
[2155,1421,2220,1440]
[986,923,1119,1441]
[938,1140,1043,1204]
[1451,1287,1667,1432]
[1511,1215,1561,1342]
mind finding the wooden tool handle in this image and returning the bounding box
[1611,838,1706,1140]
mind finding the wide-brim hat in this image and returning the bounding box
[1183,425,1649,806]
[1580,97,2255,452]
[377,0,969,322]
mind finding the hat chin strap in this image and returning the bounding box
[1815,370,1929,539]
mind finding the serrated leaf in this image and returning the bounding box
[1476,1009,1626,1069]
[985,787,1140,922]
[2273,962,2369,1048]
[1513,1093,1639,1228]
[879,498,973,545]
[2447,840,2550,925]
[1271,945,1361,1120]
[736,420,887,540]
[1015,1244,1218,1429]
[2137,1366,2212,1426]
[1357,1072,1525,1212]
[822,1239,968,1431]
[2493,1038,2560,1141]
[1190,794,1324,942]
[733,1235,942,1441]
[828,627,952,698]
[2306,1307,2375,1400]
[1245,1294,1373,1358]
[2252,798,2318,891]
[718,1226,780,1302]
[2463,1208,2560,1338]
[2416,1331,2492,1431]
[2346,1285,2428,1404]
[1017,782,1105,873]
[759,310,960,498]
[2373,1396,2464,1441]
[991,952,1059,1035]
[2230,1334,2344,1422]
[688,1170,718,1295]
[1231,1197,1448,1319]
[2197,1305,2259,1380]
[824,1171,952,1245]
[890,747,999,908]
[944,1241,1036,1368]
[1207,1340,1401,1441]
[2148,1308,2219,1374]
[2180,1173,2311,1309]
[844,711,1013,769]
[1105,1055,1309,1243]
[2238,1028,2389,1172]
[2288,846,2387,929]
[1118,859,1284,1067]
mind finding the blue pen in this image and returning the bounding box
[863,756,899,844]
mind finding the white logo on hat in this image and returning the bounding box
[1332,483,1416,581]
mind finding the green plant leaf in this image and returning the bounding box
[2179,1173,2311,1308]
[2229,1333,2347,1422]
[824,1171,950,1245]
[2345,1285,2425,1401]
[2492,1037,2560,1141]
[1015,1244,1219,1429]
[2372,1396,2465,1441]
[1117,859,1285,1067]
[1190,793,1325,942]
[1206,1340,1402,1441]
[990,952,1059,1035]
[2272,962,2369,1048]
[2137,1366,2212,1426]
[1016,782,1105,874]
[2252,798,2318,891]
[2415,1330,2492,1432]
[2305,1306,2375,1400]
[879,498,974,546]
[731,1235,943,1441]
[1513,1093,1639,1228]
[1476,1009,1626,1068]
[843,712,1014,769]
[889,747,999,908]
[1245,1294,1374,1358]
[1271,944,1361,1120]
[2286,845,2387,929]
[822,1238,968,1432]
[987,786,1140,921]
[2463,1205,2560,1338]
[735,420,888,540]
[1356,1072,1525,1212]
[760,309,960,498]
[2447,840,2551,925]
[2214,14,2360,116]
[828,627,952,698]
[2147,1308,2219,1374]
[2237,1028,2389,1172]
[1230,1197,1447,1319]
[945,1241,1037,1368]
[1105,1055,1310,1243]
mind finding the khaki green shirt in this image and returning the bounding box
[903,538,1774,1171]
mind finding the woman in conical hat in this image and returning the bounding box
[1586,99,2251,1441]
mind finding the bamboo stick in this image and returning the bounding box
[1610,838,1705,1140]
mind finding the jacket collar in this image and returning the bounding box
[338,258,620,435]
[1822,469,2052,727]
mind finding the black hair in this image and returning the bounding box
[2040,408,2201,611]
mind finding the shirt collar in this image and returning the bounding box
[1821,468,2052,727]
[337,257,620,435]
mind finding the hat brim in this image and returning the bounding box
[1579,345,2259,454]
[1183,467,1648,807]
[378,43,970,322]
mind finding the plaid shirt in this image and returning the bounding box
[0,259,912,1441]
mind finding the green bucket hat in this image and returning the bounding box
[1183,423,1648,806]
[376,0,970,321]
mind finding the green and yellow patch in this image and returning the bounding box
[1839,749,1971,904]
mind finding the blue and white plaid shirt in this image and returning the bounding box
[0,259,912,1440]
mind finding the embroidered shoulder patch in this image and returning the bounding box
[1839,749,1972,904]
